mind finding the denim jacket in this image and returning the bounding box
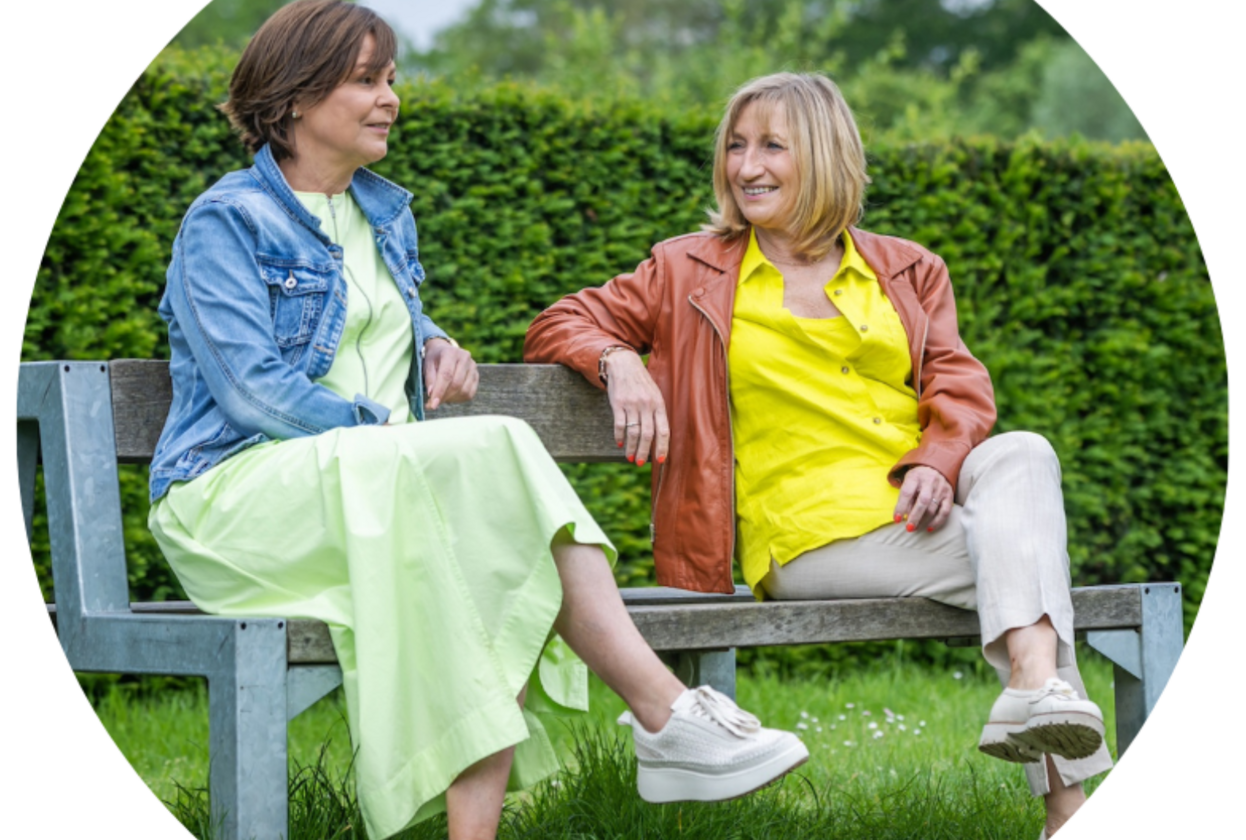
[149,144,449,502]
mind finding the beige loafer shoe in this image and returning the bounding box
[979,677,1104,763]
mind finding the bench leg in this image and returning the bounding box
[662,649,737,700]
[208,621,290,840]
[15,421,37,553]
[1087,584,1183,757]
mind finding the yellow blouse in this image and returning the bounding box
[729,229,922,593]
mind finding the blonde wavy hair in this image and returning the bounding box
[704,73,869,261]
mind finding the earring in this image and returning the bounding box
[291,110,300,119]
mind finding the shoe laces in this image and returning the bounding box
[687,686,761,738]
[1031,678,1078,704]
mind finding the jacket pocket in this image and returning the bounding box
[258,261,332,348]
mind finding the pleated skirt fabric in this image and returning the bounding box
[149,414,614,839]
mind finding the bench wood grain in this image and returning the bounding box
[109,359,623,463]
[47,585,1151,664]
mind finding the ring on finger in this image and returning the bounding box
[625,422,640,428]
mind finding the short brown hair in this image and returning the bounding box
[219,0,397,161]
[704,73,870,261]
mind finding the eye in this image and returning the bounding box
[727,140,744,151]
[767,140,786,151]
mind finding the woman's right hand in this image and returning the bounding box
[604,349,669,467]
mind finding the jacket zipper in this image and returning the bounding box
[687,295,736,565]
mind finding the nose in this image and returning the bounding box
[738,145,764,179]
[380,83,400,113]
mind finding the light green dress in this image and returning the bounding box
[149,191,614,839]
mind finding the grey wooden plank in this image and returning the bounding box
[287,620,339,665]
[109,359,172,464]
[428,364,621,461]
[106,360,622,463]
[44,587,1149,664]
[628,587,1144,652]
[1067,584,1144,629]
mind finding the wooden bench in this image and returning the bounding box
[19,359,1185,840]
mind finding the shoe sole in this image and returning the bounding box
[1011,712,1105,760]
[978,723,1042,763]
[636,739,810,803]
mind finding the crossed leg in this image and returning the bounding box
[762,433,1112,835]
[444,536,685,840]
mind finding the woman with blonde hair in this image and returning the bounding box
[526,72,1112,838]
[146,5,806,839]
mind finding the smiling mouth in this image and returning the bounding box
[742,186,777,196]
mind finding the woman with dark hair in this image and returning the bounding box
[147,3,805,839]
[526,72,1112,838]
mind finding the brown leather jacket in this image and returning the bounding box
[524,227,996,593]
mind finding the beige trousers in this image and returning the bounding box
[761,432,1114,795]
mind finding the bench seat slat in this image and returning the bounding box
[47,585,1146,664]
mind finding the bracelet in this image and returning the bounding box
[421,335,460,359]
[598,345,632,384]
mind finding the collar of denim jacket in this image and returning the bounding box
[251,143,415,238]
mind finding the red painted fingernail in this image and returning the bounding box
[894,514,902,523]
[617,441,623,447]
[906,523,915,532]
[658,456,666,464]
[927,527,934,533]
[627,454,635,463]
[637,459,645,467]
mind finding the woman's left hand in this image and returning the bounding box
[894,466,954,533]
[424,338,478,411]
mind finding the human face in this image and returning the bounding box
[290,34,399,185]
[725,101,798,236]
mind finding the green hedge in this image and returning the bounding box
[26,56,1223,646]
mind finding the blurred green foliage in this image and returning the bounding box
[25,50,1220,658]
[419,0,1067,79]
[414,0,1146,143]
[1029,39,1148,144]
[171,0,287,49]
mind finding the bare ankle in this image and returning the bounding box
[1007,666,1057,691]
[631,683,683,732]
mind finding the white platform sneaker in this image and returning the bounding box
[617,685,809,803]
[978,677,1105,763]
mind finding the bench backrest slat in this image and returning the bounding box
[108,359,623,463]
[109,359,172,464]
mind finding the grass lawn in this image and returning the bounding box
[89,646,1117,839]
